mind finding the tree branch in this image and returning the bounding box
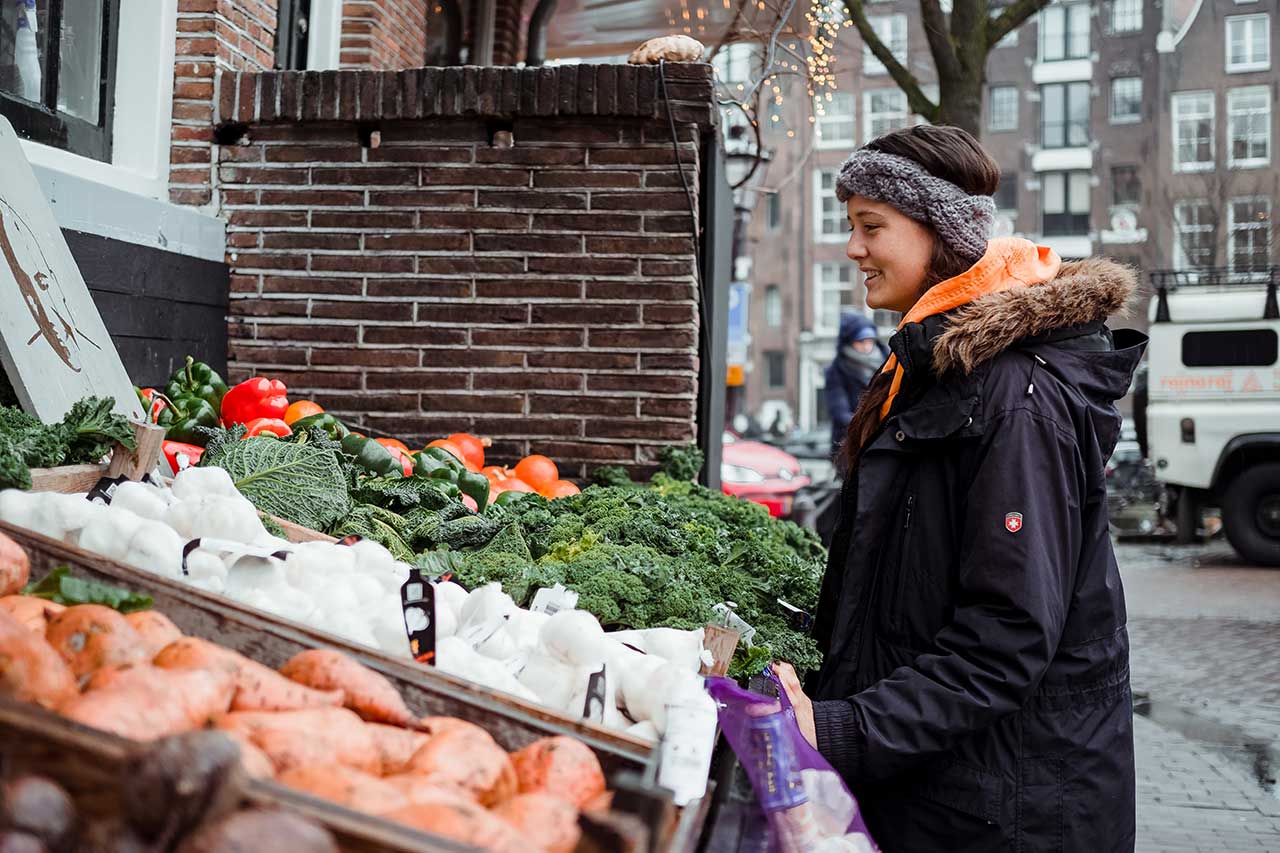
[918,0,961,83]
[843,0,938,121]
[987,0,1051,49]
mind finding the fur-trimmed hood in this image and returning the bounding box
[932,257,1139,375]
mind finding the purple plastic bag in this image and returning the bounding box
[706,673,879,853]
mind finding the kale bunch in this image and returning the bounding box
[0,397,135,490]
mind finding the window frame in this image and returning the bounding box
[994,172,1018,211]
[1110,164,1141,206]
[815,90,857,149]
[1109,76,1143,124]
[1110,0,1142,33]
[863,87,908,143]
[1039,2,1091,62]
[275,0,313,70]
[1172,90,1215,173]
[988,85,1019,132]
[0,0,122,163]
[813,262,856,332]
[1227,196,1272,273]
[1041,81,1091,149]
[863,13,908,75]
[1173,199,1217,270]
[1227,85,1271,168]
[1225,14,1271,73]
[766,192,782,230]
[814,169,846,243]
[764,285,783,328]
[764,351,787,389]
[1041,170,1091,236]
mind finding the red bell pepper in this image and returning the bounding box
[384,445,414,476]
[243,417,292,438]
[221,377,288,427]
[163,440,205,472]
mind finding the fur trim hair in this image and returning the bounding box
[932,258,1138,375]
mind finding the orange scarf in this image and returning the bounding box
[878,237,1062,419]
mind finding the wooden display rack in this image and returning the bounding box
[27,421,166,493]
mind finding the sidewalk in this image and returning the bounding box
[1136,715,1280,852]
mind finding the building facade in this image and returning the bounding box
[736,0,1277,435]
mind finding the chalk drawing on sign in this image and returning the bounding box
[0,197,102,374]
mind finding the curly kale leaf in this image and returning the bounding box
[353,476,458,513]
[59,397,136,464]
[0,435,32,490]
[657,444,704,481]
[591,465,635,488]
[331,505,414,561]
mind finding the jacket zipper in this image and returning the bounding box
[888,494,915,634]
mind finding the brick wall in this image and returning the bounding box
[340,1,428,69]
[171,0,279,207]
[213,64,716,477]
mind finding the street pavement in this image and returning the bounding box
[1120,538,1280,852]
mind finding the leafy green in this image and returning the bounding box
[331,505,414,560]
[59,397,137,464]
[0,396,135,488]
[23,566,154,613]
[259,513,288,540]
[591,465,636,488]
[657,444,705,482]
[352,476,458,513]
[0,435,32,490]
[200,434,353,531]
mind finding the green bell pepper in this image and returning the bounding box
[342,434,405,478]
[418,446,464,471]
[290,412,350,440]
[493,489,532,508]
[164,356,229,411]
[456,470,490,509]
[165,395,221,446]
[411,453,455,479]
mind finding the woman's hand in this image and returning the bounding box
[772,661,817,749]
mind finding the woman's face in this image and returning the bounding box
[845,196,934,315]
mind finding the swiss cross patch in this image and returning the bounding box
[1005,512,1024,533]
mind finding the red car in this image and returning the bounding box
[720,432,811,517]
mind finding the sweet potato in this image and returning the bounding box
[154,638,343,712]
[276,765,409,815]
[213,708,379,775]
[365,724,430,776]
[0,532,29,597]
[278,649,413,725]
[380,775,476,807]
[494,793,582,853]
[45,605,147,680]
[406,722,517,807]
[511,736,606,808]
[0,597,63,634]
[0,609,77,710]
[382,800,524,852]
[59,665,235,741]
[124,611,182,660]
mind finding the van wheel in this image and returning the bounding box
[1222,463,1280,567]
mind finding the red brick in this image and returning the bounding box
[424,394,524,414]
[473,373,583,391]
[530,395,635,416]
[169,168,211,186]
[640,353,699,371]
[473,234,581,254]
[530,304,639,325]
[261,369,364,390]
[533,171,642,189]
[526,256,635,276]
[218,166,309,184]
[529,440,633,462]
[310,255,415,273]
[586,419,693,440]
[368,148,473,163]
[514,122,620,144]
[172,126,214,142]
[420,168,529,187]
[228,343,308,365]
[174,80,214,100]
[583,281,694,301]
[369,190,475,207]
[229,274,259,294]
[249,125,357,143]
[169,187,212,205]
[419,211,528,230]
[262,276,362,295]
[644,215,693,233]
[175,37,218,56]
[254,323,359,342]
[232,298,308,317]
[420,349,524,368]
[320,392,421,411]
[530,213,642,232]
[366,372,469,391]
[527,351,636,370]
[362,327,468,346]
[475,148,586,166]
[592,192,689,211]
[312,211,415,229]
[262,233,361,250]
[366,279,472,298]
[472,328,583,348]
[264,146,362,162]
[259,190,364,206]
[479,417,583,437]
[364,233,470,252]
[641,259,696,277]
[474,279,582,299]
[365,415,477,437]
[312,167,419,185]
[587,236,694,255]
[231,253,308,271]
[419,303,528,324]
[643,303,697,325]
[219,146,265,163]
[310,301,414,321]
[587,374,696,394]
[477,191,586,211]
[588,147,692,166]
[310,349,419,367]
[589,329,695,349]
[641,398,696,418]
[227,232,260,249]
[227,210,308,227]
[220,190,259,205]
[170,147,210,166]
[417,257,523,275]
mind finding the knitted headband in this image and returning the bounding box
[835,149,996,264]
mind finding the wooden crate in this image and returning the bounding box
[28,421,166,493]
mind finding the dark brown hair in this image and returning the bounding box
[839,125,1001,470]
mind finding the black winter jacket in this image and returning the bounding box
[809,259,1146,852]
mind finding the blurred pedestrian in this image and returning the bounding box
[825,313,888,460]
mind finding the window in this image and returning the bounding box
[1041,171,1091,235]
[995,172,1018,211]
[765,285,782,327]
[1172,91,1214,171]
[1111,0,1142,33]
[1041,82,1090,148]
[713,42,758,83]
[1039,3,1090,62]
[863,88,908,143]
[815,170,845,240]
[1183,330,1278,368]
[1111,165,1141,205]
[1174,200,1216,269]
[1226,14,1270,72]
[766,192,782,230]
[275,0,312,70]
[1229,197,1272,272]
[1228,86,1270,167]
[1110,77,1142,124]
[991,5,1018,47]
[0,0,120,162]
[815,263,856,331]
[988,85,1019,132]
[864,14,907,75]
[765,351,786,388]
[816,91,856,148]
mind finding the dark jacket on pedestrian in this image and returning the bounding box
[825,313,889,458]
[809,257,1146,852]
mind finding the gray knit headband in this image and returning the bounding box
[835,150,996,264]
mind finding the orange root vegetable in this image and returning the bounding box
[511,736,606,808]
[154,638,344,712]
[125,611,182,659]
[0,609,77,710]
[45,604,148,679]
[494,793,582,853]
[379,775,476,807]
[0,532,29,597]
[382,801,524,852]
[406,722,517,807]
[0,595,65,634]
[278,649,412,726]
[276,765,409,815]
[364,724,430,776]
[60,665,235,741]
[213,708,379,775]
[582,789,615,814]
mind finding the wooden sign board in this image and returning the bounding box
[0,115,143,424]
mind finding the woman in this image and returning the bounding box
[825,312,889,460]
[773,125,1145,852]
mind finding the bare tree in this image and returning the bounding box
[1167,169,1280,274]
[844,0,1049,137]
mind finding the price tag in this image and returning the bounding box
[581,665,607,723]
[657,687,718,806]
[401,568,437,665]
[530,583,578,616]
[85,474,130,505]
